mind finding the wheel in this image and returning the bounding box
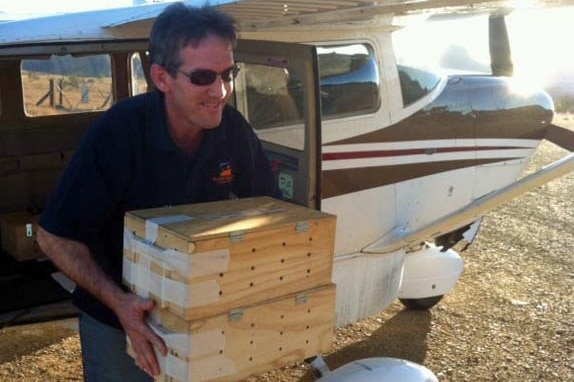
[400,295,444,310]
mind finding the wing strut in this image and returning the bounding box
[363,126,574,254]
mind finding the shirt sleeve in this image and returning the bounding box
[39,120,130,245]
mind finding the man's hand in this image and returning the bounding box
[37,228,168,376]
[114,293,168,377]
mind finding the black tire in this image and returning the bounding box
[400,295,444,310]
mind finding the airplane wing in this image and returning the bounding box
[2,0,573,49]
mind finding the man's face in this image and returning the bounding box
[163,34,235,133]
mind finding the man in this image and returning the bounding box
[37,3,277,381]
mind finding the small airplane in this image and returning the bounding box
[1,0,573,381]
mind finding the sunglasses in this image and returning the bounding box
[176,64,240,86]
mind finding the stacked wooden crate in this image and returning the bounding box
[0,212,44,261]
[122,196,337,382]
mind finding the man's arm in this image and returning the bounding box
[36,227,167,377]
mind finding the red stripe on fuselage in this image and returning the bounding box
[322,146,524,161]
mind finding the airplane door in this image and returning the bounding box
[234,40,321,210]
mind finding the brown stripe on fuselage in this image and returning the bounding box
[320,76,551,199]
[327,108,549,146]
[321,158,516,199]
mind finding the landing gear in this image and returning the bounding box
[399,295,444,310]
[398,244,463,309]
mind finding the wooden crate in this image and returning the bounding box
[144,283,336,382]
[123,196,336,321]
[0,212,44,261]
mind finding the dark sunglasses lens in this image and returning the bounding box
[188,65,239,85]
[221,66,240,81]
[189,70,218,86]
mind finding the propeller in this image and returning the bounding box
[489,14,514,76]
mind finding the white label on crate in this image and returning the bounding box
[124,229,230,308]
[145,214,194,243]
[124,230,190,271]
[25,223,33,237]
[124,229,230,279]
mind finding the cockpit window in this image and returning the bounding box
[317,43,380,119]
[397,65,442,106]
[392,15,490,106]
[21,54,113,116]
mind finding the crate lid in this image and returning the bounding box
[125,196,334,247]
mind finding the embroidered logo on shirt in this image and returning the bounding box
[212,161,234,185]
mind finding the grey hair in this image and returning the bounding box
[149,2,237,76]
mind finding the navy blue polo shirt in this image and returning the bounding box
[40,90,277,328]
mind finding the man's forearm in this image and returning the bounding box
[36,227,126,313]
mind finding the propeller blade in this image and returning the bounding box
[489,14,514,76]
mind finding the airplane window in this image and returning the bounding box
[392,15,489,106]
[21,54,113,117]
[317,43,380,119]
[397,64,441,106]
[236,62,305,150]
[130,52,149,96]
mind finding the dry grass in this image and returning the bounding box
[22,71,113,117]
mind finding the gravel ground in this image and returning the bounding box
[1,114,573,382]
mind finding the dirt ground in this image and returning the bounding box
[1,114,573,381]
